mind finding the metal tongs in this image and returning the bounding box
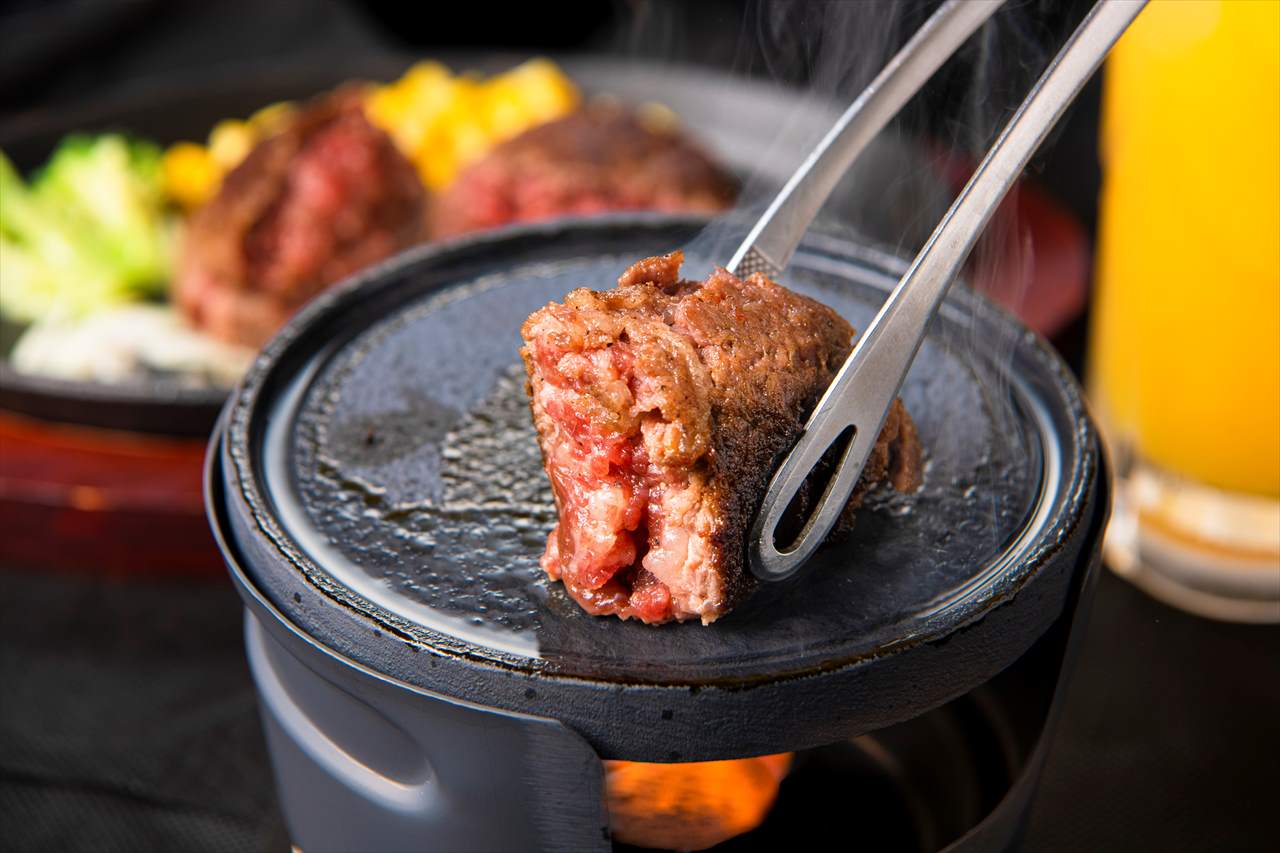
[744,0,1147,582]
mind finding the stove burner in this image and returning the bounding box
[209,216,1105,851]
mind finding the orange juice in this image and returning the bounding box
[1089,0,1279,621]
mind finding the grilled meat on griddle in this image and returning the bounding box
[521,251,922,625]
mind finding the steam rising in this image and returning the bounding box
[638,1,1064,275]
[617,0,1086,541]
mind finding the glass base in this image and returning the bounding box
[1105,454,1280,624]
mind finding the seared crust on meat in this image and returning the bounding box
[521,251,922,624]
[432,105,736,238]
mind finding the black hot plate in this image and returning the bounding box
[0,55,944,436]
[213,215,1101,761]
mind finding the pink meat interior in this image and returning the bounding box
[528,335,719,625]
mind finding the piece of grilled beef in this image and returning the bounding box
[521,251,922,625]
[177,88,428,347]
[431,104,736,239]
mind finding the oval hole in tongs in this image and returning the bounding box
[746,0,1148,582]
[772,424,859,553]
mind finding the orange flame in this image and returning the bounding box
[604,753,793,850]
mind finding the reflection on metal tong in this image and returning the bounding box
[742,0,1148,582]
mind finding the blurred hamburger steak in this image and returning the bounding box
[431,103,737,239]
[176,88,428,347]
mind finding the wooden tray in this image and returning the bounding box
[0,413,218,577]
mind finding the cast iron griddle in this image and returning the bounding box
[217,216,1100,760]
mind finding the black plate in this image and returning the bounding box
[0,55,946,436]
[214,215,1101,760]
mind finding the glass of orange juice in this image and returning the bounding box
[1090,0,1279,621]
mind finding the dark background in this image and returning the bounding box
[1,1,1276,851]
[0,0,1104,239]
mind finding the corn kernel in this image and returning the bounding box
[163,142,221,209]
[208,120,256,171]
[362,58,580,190]
[401,61,452,95]
[248,101,297,135]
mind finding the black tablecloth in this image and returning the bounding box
[3,565,1276,852]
